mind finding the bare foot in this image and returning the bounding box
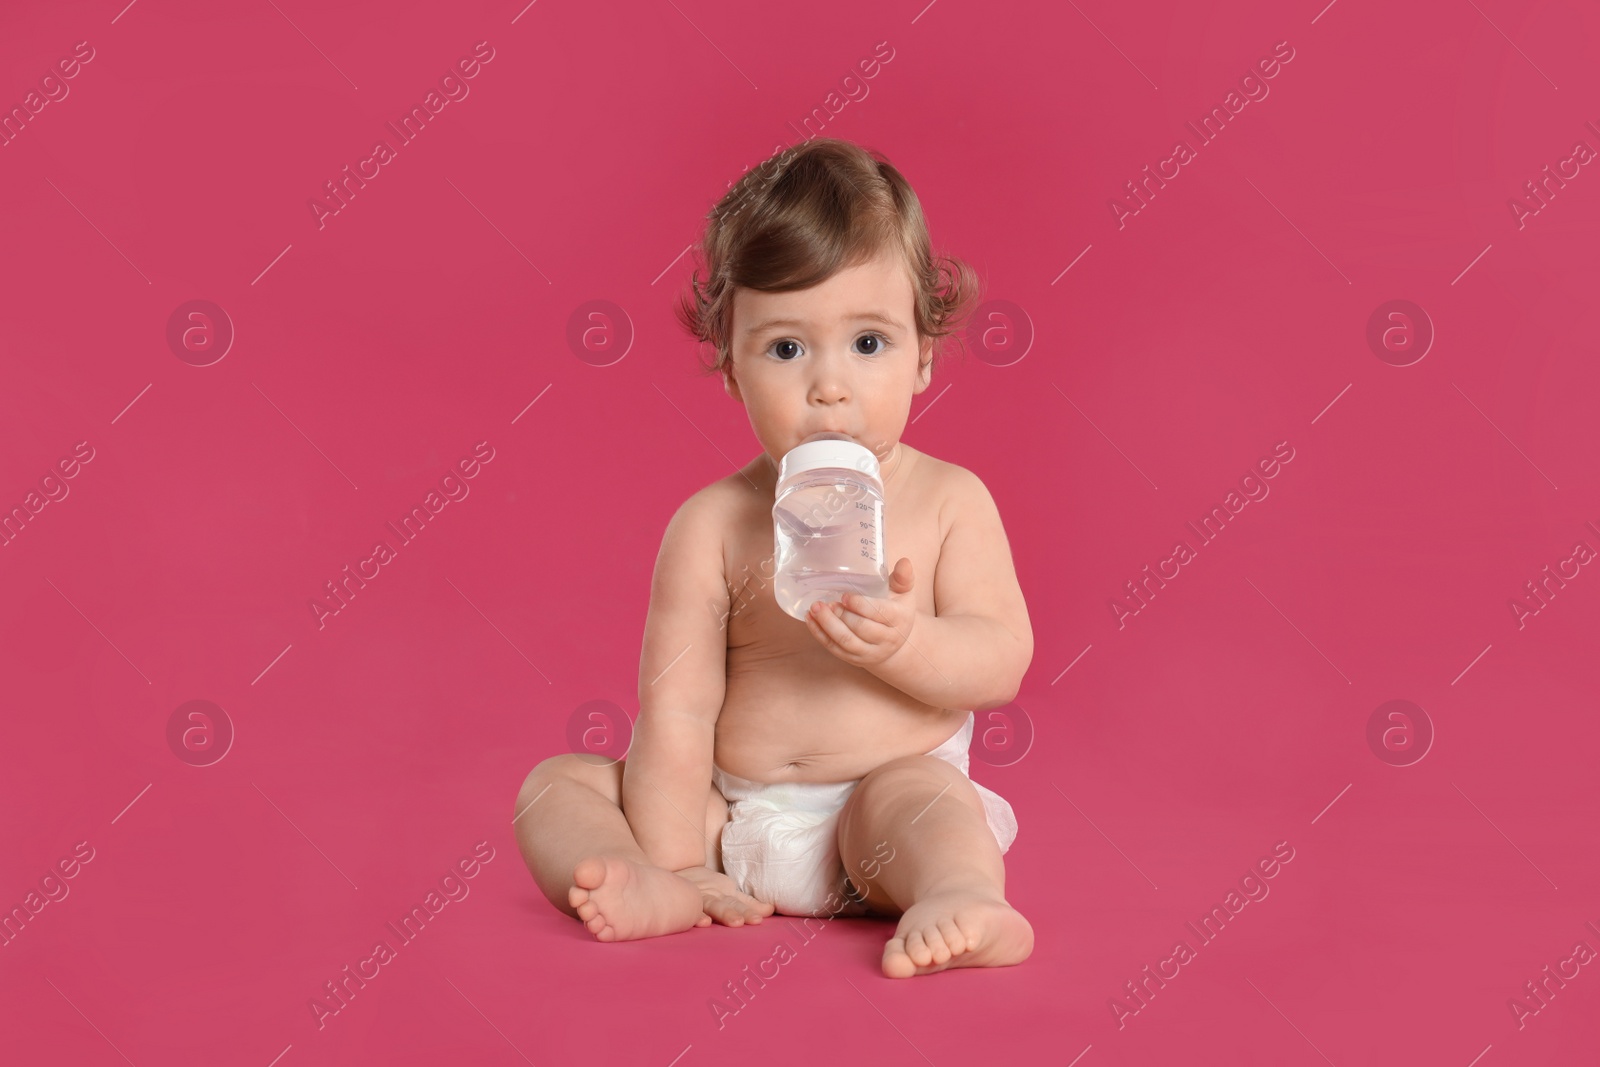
[675,865,776,928]
[881,890,1033,978]
[567,856,705,942]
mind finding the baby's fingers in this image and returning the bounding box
[810,600,878,648]
[843,594,914,636]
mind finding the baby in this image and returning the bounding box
[513,137,1034,978]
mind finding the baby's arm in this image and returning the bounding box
[622,488,729,873]
[816,467,1033,710]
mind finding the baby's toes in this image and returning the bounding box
[905,928,938,966]
[937,918,967,956]
[707,897,750,926]
[919,924,953,964]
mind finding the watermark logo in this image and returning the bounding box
[1109,840,1296,1029]
[566,699,633,765]
[0,440,96,552]
[971,704,1035,767]
[1508,521,1597,630]
[786,41,895,143]
[1109,41,1296,229]
[0,841,96,949]
[308,441,496,631]
[1109,441,1296,629]
[0,40,96,151]
[166,300,234,367]
[710,41,899,231]
[1508,121,1599,230]
[708,839,895,1031]
[1365,299,1432,367]
[566,300,634,366]
[167,699,234,767]
[1365,699,1433,767]
[1507,920,1600,1030]
[308,842,495,1030]
[965,299,1033,367]
[308,43,496,230]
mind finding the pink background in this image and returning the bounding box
[3,0,1598,1064]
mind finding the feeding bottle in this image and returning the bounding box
[771,431,889,620]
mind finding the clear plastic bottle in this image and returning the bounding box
[772,432,889,620]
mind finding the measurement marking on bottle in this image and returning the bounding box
[772,452,888,618]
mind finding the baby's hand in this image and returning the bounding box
[804,557,918,667]
[675,865,776,927]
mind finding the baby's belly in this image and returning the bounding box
[713,645,969,784]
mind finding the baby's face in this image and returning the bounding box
[723,248,934,475]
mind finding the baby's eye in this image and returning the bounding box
[855,332,891,356]
[763,333,892,361]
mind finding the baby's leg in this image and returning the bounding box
[836,755,1033,978]
[513,753,721,941]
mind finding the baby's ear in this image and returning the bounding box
[913,338,934,393]
[721,359,743,402]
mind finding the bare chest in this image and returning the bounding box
[713,452,963,781]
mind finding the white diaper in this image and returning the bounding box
[710,711,1019,917]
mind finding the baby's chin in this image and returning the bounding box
[753,423,905,463]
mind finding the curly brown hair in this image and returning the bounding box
[674,138,980,380]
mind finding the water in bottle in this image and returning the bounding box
[772,432,889,620]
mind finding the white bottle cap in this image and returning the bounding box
[777,433,881,484]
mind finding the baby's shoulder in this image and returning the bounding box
[906,450,1011,555]
[910,446,972,484]
[671,476,741,528]
[670,470,766,542]
[906,446,989,508]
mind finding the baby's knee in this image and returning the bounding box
[516,754,557,790]
[857,755,958,795]
[514,754,571,811]
[514,752,623,816]
[852,757,982,820]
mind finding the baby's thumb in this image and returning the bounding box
[889,557,914,592]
